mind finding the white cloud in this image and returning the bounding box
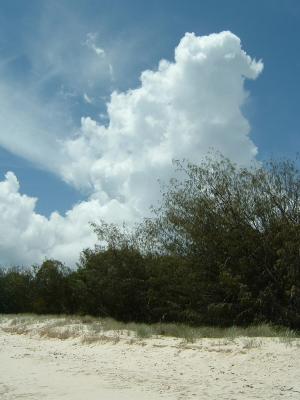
[83,33,115,81]
[85,33,106,56]
[60,31,263,214]
[0,31,263,266]
[0,171,138,266]
[27,15,114,94]
[0,80,71,172]
[83,93,93,104]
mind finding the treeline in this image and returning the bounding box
[1,156,300,328]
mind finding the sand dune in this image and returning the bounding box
[0,317,300,399]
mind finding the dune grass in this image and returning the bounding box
[0,314,299,345]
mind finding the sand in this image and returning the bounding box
[1,319,300,399]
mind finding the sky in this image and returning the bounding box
[0,0,299,266]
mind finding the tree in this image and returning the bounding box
[0,268,33,313]
[32,259,70,314]
[143,155,300,327]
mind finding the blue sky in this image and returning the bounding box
[0,0,299,265]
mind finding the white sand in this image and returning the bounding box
[1,320,300,399]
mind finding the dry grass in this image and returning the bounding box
[241,338,263,349]
[81,333,121,345]
[0,314,299,346]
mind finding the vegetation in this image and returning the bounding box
[0,314,298,343]
[0,155,300,329]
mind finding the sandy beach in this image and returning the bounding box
[1,317,300,399]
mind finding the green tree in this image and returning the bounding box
[32,259,70,314]
[0,268,33,313]
[143,155,300,327]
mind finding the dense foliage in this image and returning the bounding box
[1,156,300,328]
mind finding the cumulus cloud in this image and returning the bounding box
[60,31,263,214]
[0,31,263,266]
[0,171,138,266]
